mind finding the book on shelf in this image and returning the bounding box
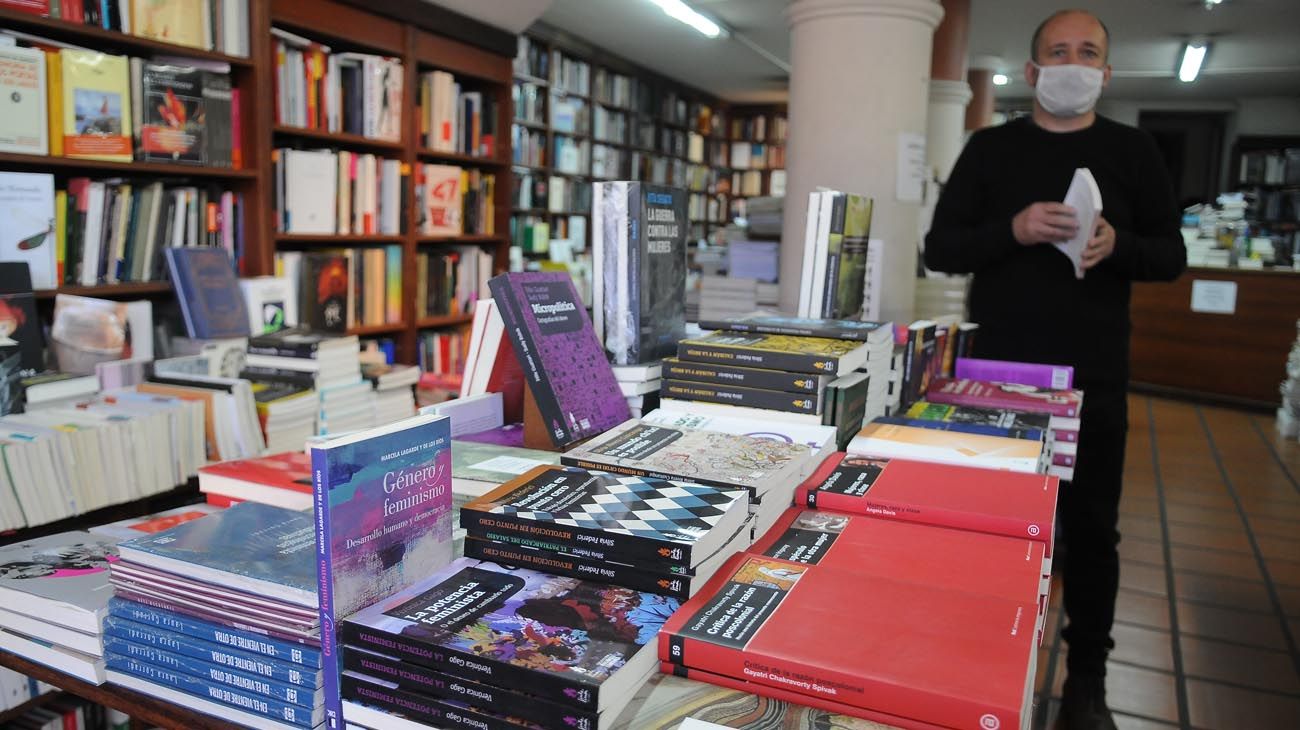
[165,246,250,340]
[58,49,133,161]
[591,182,688,366]
[0,531,120,636]
[0,44,48,155]
[0,173,57,289]
[419,70,498,158]
[49,293,152,372]
[416,163,463,236]
[240,276,297,334]
[661,379,823,416]
[299,251,348,333]
[272,29,402,141]
[131,61,205,164]
[0,627,107,684]
[106,596,321,667]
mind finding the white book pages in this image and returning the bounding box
[1054,167,1102,279]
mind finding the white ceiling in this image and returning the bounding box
[529,0,1300,103]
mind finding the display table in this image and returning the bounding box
[1130,265,1300,407]
[0,650,898,730]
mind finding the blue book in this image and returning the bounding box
[116,502,317,609]
[103,635,322,708]
[872,416,1046,442]
[105,652,323,728]
[310,413,454,730]
[107,598,322,668]
[104,616,323,688]
[164,246,251,339]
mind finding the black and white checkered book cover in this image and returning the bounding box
[493,474,746,541]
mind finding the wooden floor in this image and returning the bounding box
[1033,396,1300,730]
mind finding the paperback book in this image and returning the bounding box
[166,247,251,340]
[107,598,322,667]
[849,421,1045,473]
[661,379,821,416]
[697,315,893,344]
[903,400,1053,440]
[926,377,1084,419]
[0,531,120,635]
[677,332,870,377]
[662,357,827,394]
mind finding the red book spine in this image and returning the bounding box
[231,89,243,169]
[0,0,49,16]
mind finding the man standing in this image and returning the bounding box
[924,10,1185,730]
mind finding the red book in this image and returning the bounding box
[662,663,950,730]
[0,1,49,16]
[660,552,1038,730]
[197,451,313,511]
[794,452,1059,557]
[926,377,1083,418]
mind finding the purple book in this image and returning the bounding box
[488,272,630,448]
[111,586,321,646]
[456,423,527,448]
[955,358,1074,390]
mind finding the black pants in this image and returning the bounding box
[1058,384,1128,677]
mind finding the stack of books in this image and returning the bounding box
[104,502,324,730]
[449,439,562,554]
[0,532,122,685]
[661,315,893,450]
[614,361,662,418]
[250,381,319,454]
[458,465,750,601]
[562,416,833,541]
[361,362,419,426]
[244,329,370,437]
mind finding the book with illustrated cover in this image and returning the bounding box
[107,598,322,667]
[461,465,747,571]
[849,421,1045,474]
[0,531,119,634]
[310,413,454,730]
[61,50,132,161]
[0,45,48,155]
[822,193,872,319]
[562,419,827,499]
[0,173,57,290]
[166,247,250,340]
[138,62,205,164]
[89,504,222,541]
[488,272,629,449]
[639,408,837,452]
[421,164,462,236]
[450,439,560,498]
[115,502,317,608]
[0,290,47,374]
[592,182,687,365]
[926,377,1084,419]
[662,357,827,394]
[301,252,349,333]
[900,320,936,409]
[904,400,1053,440]
[198,451,314,511]
[131,0,209,50]
[872,415,1046,444]
[340,557,679,713]
[697,314,894,344]
[660,553,1037,730]
[795,453,1058,554]
[661,379,822,416]
[677,332,870,377]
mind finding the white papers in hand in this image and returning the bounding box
[1054,168,1103,279]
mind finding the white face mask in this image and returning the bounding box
[1033,64,1105,118]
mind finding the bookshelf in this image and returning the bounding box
[725,104,788,216]
[0,0,513,368]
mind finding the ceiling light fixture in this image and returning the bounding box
[1179,42,1208,82]
[646,0,726,39]
[992,73,1009,86]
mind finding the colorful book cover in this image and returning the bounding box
[302,253,348,333]
[384,244,402,322]
[131,0,208,50]
[421,164,463,236]
[0,531,119,633]
[165,247,250,339]
[61,50,132,161]
[89,504,222,541]
[900,321,936,409]
[660,553,1036,730]
[696,315,894,344]
[138,62,205,164]
[561,420,820,498]
[0,173,57,289]
[872,415,1045,443]
[340,557,679,711]
[926,377,1084,418]
[849,421,1044,473]
[954,357,1075,391]
[107,597,322,667]
[310,413,454,730]
[0,45,48,155]
[460,465,748,571]
[822,193,872,319]
[0,290,47,373]
[487,272,629,448]
[904,400,1052,438]
[677,331,867,377]
[115,502,317,608]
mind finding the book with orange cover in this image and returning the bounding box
[848,421,1045,473]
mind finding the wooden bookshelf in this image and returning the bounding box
[272,126,406,153]
[32,282,174,300]
[415,149,510,168]
[0,152,258,179]
[416,313,474,328]
[274,234,406,244]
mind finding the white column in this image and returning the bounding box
[780,0,945,323]
[926,79,973,183]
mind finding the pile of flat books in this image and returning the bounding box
[614,360,662,418]
[103,502,324,730]
[562,414,834,541]
[661,315,893,450]
[244,328,369,436]
[449,439,562,555]
[250,380,319,454]
[362,362,419,426]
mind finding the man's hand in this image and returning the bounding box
[1081,215,1115,269]
[1012,202,1078,245]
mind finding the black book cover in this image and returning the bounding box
[341,672,536,730]
[603,183,686,365]
[202,72,233,168]
[901,323,937,409]
[662,357,825,393]
[464,537,694,600]
[139,64,205,165]
[0,285,45,374]
[824,193,872,320]
[661,379,821,416]
[696,314,893,343]
[301,253,348,333]
[247,327,343,358]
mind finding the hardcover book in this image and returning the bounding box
[662,357,827,394]
[460,465,748,571]
[340,557,679,713]
[660,553,1037,730]
[0,173,57,289]
[697,314,894,344]
[165,247,251,340]
[0,45,48,155]
[592,182,687,365]
[677,332,870,377]
[794,452,1058,554]
[562,419,827,499]
[926,377,1084,419]
[488,272,629,448]
[310,413,454,730]
[115,502,317,608]
[138,62,204,164]
[0,531,119,634]
[60,50,132,161]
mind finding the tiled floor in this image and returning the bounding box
[1032,396,1300,730]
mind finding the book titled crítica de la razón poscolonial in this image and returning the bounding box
[310,413,454,730]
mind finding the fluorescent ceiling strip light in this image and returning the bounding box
[992,73,1009,86]
[1179,43,1207,82]
[646,0,725,39]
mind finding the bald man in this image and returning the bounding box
[925,10,1185,730]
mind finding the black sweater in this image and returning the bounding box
[924,115,1186,388]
